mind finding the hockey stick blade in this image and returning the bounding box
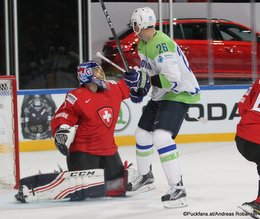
[238,205,260,219]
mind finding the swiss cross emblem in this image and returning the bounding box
[98,107,113,127]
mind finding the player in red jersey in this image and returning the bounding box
[15,61,138,203]
[51,61,130,188]
[235,78,260,216]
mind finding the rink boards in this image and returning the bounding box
[17,85,249,151]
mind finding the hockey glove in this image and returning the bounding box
[54,125,77,156]
[137,72,150,97]
[123,69,141,89]
[124,69,150,97]
[130,89,143,103]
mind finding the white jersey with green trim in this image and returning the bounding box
[138,31,200,104]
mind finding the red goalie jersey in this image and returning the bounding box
[51,79,130,156]
[237,78,260,144]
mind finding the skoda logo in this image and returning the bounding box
[115,101,130,131]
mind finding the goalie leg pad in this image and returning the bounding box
[15,169,105,203]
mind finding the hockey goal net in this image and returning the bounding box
[0,76,20,189]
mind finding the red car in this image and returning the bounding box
[102,18,260,79]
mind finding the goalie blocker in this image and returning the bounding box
[15,166,128,203]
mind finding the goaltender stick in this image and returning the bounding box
[15,61,150,203]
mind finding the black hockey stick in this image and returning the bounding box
[98,0,146,95]
[98,0,130,72]
[238,206,259,219]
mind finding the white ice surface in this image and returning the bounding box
[0,142,257,219]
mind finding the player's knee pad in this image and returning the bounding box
[135,127,153,146]
[153,129,174,150]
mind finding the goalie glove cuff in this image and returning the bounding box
[54,125,77,156]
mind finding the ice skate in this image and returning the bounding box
[239,200,260,219]
[161,180,187,208]
[127,166,155,193]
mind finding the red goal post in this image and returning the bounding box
[0,76,20,189]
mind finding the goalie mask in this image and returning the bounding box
[130,7,156,35]
[77,61,106,89]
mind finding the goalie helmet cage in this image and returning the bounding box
[0,76,20,189]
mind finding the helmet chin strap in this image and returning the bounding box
[135,32,142,40]
[135,32,151,43]
[133,28,147,42]
[133,26,155,43]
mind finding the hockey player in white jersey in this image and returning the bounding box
[123,7,200,208]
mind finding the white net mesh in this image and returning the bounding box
[0,79,16,187]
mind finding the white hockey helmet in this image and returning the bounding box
[130,7,156,34]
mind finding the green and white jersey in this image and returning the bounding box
[138,31,200,104]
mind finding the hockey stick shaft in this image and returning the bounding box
[98,0,148,96]
[96,52,125,72]
[98,0,130,72]
[96,52,143,94]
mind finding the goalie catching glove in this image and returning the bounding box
[54,125,77,156]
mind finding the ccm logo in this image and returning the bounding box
[70,171,95,177]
